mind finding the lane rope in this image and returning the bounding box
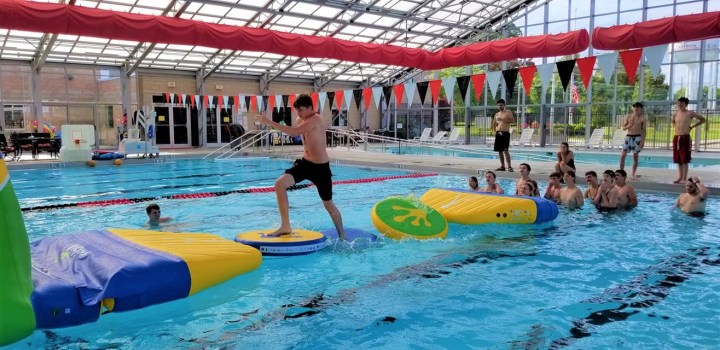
[21,172,439,212]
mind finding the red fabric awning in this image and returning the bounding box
[0,0,589,70]
[592,11,720,50]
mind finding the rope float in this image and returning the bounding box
[21,173,439,213]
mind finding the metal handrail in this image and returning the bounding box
[204,130,274,160]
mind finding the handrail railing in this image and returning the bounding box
[203,130,274,160]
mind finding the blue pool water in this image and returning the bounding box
[6,158,720,349]
[379,145,720,169]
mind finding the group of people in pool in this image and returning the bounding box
[468,162,708,214]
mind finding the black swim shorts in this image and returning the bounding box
[494,131,511,152]
[285,158,333,201]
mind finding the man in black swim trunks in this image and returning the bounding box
[492,99,515,172]
[254,94,347,240]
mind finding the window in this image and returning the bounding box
[4,105,26,129]
[331,109,347,127]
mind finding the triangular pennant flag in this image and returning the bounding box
[643,44,668,78]
[282,95,289,108]
[362,88,372,110]
[353,89,363,110]
[372,87,383,109]
[620,49,643,85]
[268,95,275,111]
[556,59,576,91]
[262,96,268,112]
[404,82,416,107]
[442,77,456,102]
[485,71,503,98]
[382,86,393,107]
[326,91,336,109]
[344,89,353,111]
[249,96,257,112]
[596,52,619,85]
[518,66,537,96]
[393,84,405,106]
[244,96,252,111]
[456,76,471,104]
[288,94,296,111]
[429,80,442,106]
[310,93,319,111]
[203,95,210,108]
[575,57,597,89]
[318,92,327,112]
[470,74,486,101]
[416,81,429,106]
[215,95,221,109]
[502,69,519,99]
[180,94,186,106]
[190,94,197,108]
[165,93,171,103]
[171,94,176,104]
[194,95,199,108]
[233,95,240,112]
[537,63,555,94]
[275,95,283,110]
[335,91,344,110]
[223,96,230,110]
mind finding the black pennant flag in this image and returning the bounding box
[502,68,519,99]
[456,76,471,104]
[556,59,576,92]
[326,91,335,109]
[282,95,289,108]
[244,96,252,112]
[416,81,429,106]
[262,96,269,111]
[382,86,393,106]
[353,89,363,110]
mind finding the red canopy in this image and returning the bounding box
[0,0,588,70]
[592,11,720,50]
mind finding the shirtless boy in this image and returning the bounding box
[619,102,647,180]
[671,97,706,184]
[614,169,638,208]
[493,99,515,172]
[558,171,584,209]
[674,176,709,214]
[255,94,347,240]
[593,170,619,210]
[515,163,532,195]
[583,171,600,200]
[481,171,504,194]
[544,172,562,203]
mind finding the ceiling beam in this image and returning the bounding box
[31,0,76,72]
[125,0,187,76]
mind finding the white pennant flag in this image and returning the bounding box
[442,77,457,102]
[238,95,245,111]
[318,92,327,112]
[180,94,186,106]
[485,71,503,98]
[372,86,383,110]
[275,95,283,109]
[343,89,353,111]
[596,52,619,85]
[194,95,200,108]
[643,44,668,78]
[404,82,416,107]
[537,63,555,95]
[256,95,264,112]
[223,96,230,109]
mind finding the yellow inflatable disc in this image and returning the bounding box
[235,229,327,256]
[371,197,448,240]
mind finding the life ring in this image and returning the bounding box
[371,196,448,240]
[234,229,327,256]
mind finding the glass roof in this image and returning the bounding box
[0,0,538,86]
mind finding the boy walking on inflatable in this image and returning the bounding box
[254,94,347,240]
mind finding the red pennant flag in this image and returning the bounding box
[428,80,442,106]
[203,95,209,108]
[575,56,597,89]
[217,96,223,109]
[334,90,344,110]
[619,49,643,85]
[518,66,537,97]
[310,93,319,111]
[288,94,296,112]
[190,95,196,108]
[470,74,486,101]
[164,93,171,103]
[249,96,257,112]
[362,88,372,110]
[268,95,275,111]
[393,84,405,106]
[233,95,240,112]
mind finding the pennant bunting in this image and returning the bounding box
[244,96,252,111]
[518,66,537,96]
[456,76,470,104]
[537,63,555,94]
[502,68,518,99]
[643,44,668,78]
[310,93,319,111]
[336,90,345,110]
[180,94,186,106]
[223,95,230,109]
[442,77,456,102]
[620,49,643,85]
[343,89,353,111]
[239,95,245,112]
[268,95,275,111]
[275,95,283,110]
[575,56,597,89]
[372,86,383,109]
[362,88,372,110]
[382,86,393,107]
[326,91,336,109]
[282,94,289,108]
[249,96,257,112]
[428,80,442,106]
[485,71,503,98]
[190,94,197,108]
[164,93,171,103]
[261,96,268,112]
[416,81,429,106]
[216,96,222,109]
[288,94,296,111]
[203,95,210,109]
[318,92,327,112]
[404,82,416,107]
[556,59,576,91]
[353,89,363,110]
[393,84,405,106]
[596,52,619,85]
[470,74,486,101]
[233,95,240,112]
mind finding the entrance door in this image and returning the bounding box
[153,104,190,148]
[205,107,233,147]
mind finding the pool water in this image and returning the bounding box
[379,145,720,169]
[6,158,720,349]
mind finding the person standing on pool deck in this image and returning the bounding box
[492,99,514,172]
[254,94,347,240]
[671,97,706,184]
[619,102,647,180]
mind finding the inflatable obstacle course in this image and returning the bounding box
[371,196,449,240]
[235,229,328,256]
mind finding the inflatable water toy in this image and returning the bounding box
[235,229,328,256]
[31,228,262,329]
[322,228,378,242]
[92,150,125,160]
[371,196,448,240]
[419,188,559,225]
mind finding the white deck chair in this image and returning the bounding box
[604,129,628,151]
[429,131,448,143]
[583,128,605,149]
[438,128,461,144]
[512,128,536,147]
[413,128,432,142]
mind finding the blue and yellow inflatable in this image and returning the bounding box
[419,188,559,225]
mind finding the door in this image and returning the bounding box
[205,107,234,147]
[154,105,190,148]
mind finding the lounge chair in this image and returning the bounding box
[438,128,461,145]
[429,131,448,143]
[582,128,605,149]
[512,128,536,147]
[604,129,628,151]
[413,128,432,142]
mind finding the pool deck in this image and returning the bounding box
[4,144,719,196]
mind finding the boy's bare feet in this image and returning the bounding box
[265,227,293,237]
